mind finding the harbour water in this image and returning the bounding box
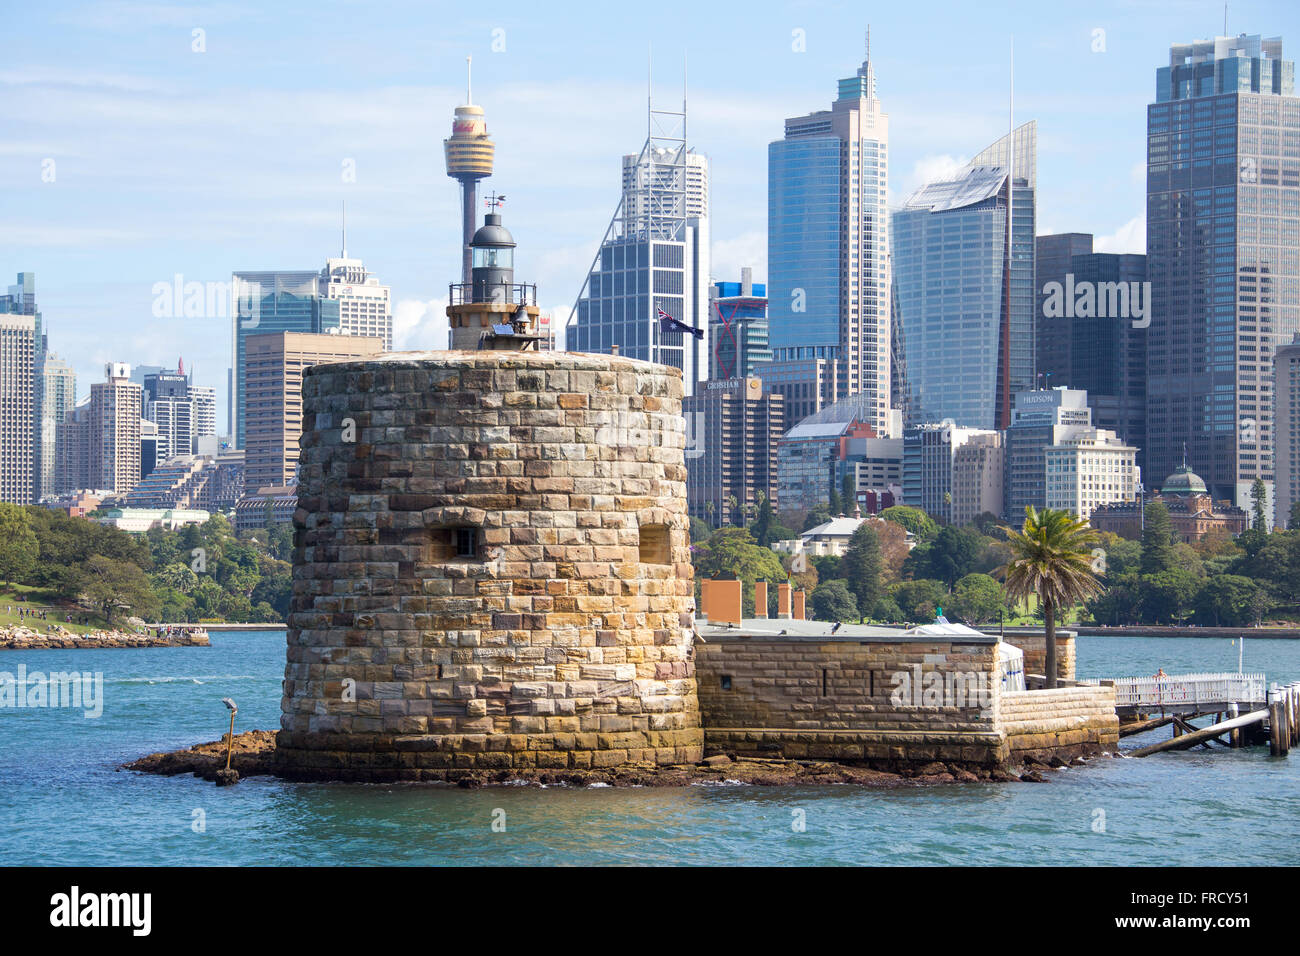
[1,631,1297,866]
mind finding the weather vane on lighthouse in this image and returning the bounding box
[484,191,506,210]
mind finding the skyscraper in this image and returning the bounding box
[767,44,891,433]
[0,313,35,503]
[141,364,218,466]
[709,269,771,381]
[230,271,340,449]
[242,331,384,492]
[893,122,1037,430]
[1003,387,1093,521]
[1,273,41,503]
[322,241,392,349]
[56,363,142,495]
[902,422,1001,524]
[684,376,783,527]
[567,85,711,392]
[191,384,216,446]
[1036,234,1148,471]
[1146,34,1299,507]
[37,353,75,500]
[1273,334,1300,528]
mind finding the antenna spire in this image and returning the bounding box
[466,56,472,105]
[341,199,347,257]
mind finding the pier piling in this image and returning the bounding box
[1269,684,1290,757]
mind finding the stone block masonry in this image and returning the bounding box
[697,634,1010,768]
[1002,630,1076,682]
[1000,687,1119,759]
[695,628,1116,770]
[275,351,703,781]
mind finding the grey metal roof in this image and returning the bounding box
[902,165,1007,213]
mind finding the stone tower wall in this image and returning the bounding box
[276,351,702,780]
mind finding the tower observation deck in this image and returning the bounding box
[444,57,496,284]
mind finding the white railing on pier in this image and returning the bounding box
[1084,672,1267,710]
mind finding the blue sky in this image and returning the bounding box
[3,0,1296,431]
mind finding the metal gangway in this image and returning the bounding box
[1084,672,1267,717]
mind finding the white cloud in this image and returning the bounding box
[893,153,967,204]
[1095,216,1145,254]
[711,230,766,284]
[393,297,449,351]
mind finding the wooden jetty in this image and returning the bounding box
[1083,674,1300,758]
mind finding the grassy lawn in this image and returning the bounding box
[0,585,119,635]
[1001,594,1087,627]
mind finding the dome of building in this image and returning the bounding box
[471,213,515,248]
[1161,464,1208,496]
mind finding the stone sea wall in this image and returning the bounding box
[1000,686,1119,758]
[0,625,209,650]
[696,635,1010,767]
[696,634,1115,769]
[276,351,702,781]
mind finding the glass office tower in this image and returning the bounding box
[892,123,1037,430]
[568,114,711,395]
[1146,34,1299,508]
[1036,234,1148,473]
[229,271,340,449]
[767,51,892,433]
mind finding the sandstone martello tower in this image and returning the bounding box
[275,196,703,781]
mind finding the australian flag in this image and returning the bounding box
[657,307,703,340]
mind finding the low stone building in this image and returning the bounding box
[695,620,1116,769]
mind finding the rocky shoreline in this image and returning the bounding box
[0,624,210,650]
[123,730,1109,787]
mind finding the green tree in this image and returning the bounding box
[1001,507,1104,689]
[869,595,904,623]
[1140,501,1176,575]
[802,504,832,532]
[890,579,948,622]
[842,473,856,512]
[1086,573,1140,626]
[692,527,786,617]
[78,555,160,624]
[0,503,38,587]
[1289,498,1300,532]
[841,523,884,621]
[811,553,842,582]
[688,517,712,544]
[152,562,199,594]
[950,573,1003,624]
[969,512,1003,537]
[879,505,938,542]
[904,525,986,589]
[1194,575,1260,627]
[751,492,774,547]
[1137,568,1200,624]
[1250,477,1268,531]
[810,579,858,622]
[1094,533,1142,578]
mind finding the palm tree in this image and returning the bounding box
[999,507,1104,689]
